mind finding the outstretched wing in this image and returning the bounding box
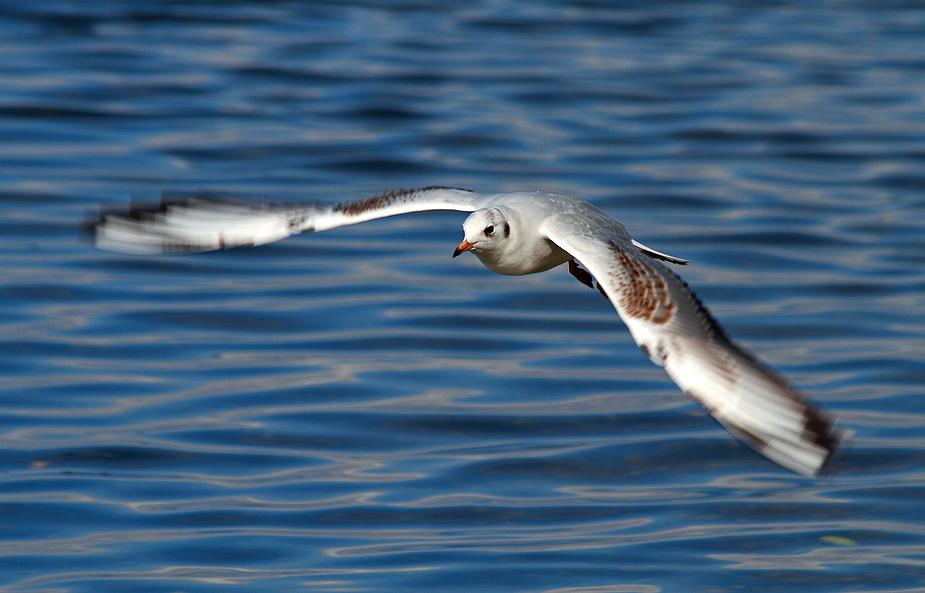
[541,213,836,476]
[89,186,484,255]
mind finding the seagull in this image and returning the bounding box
[88,186,836,476]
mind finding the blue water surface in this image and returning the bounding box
[1,2,925,592]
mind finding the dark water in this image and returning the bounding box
[2,2,925,592]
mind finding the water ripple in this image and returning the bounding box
[2,1,925,592]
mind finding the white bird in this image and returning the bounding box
[88,186,836,476]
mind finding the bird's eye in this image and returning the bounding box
[485,225,494,236]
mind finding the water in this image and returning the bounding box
[2,1,925,591]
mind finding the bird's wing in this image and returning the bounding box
[541,213,836,476]
[89,186,484,255]
[630,239,691,265]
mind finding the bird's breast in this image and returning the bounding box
[475,238,571,276]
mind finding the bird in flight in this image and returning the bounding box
[88,186,836,476]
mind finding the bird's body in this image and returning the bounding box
[90,186,836,476]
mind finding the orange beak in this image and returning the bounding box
[452,239,474,258]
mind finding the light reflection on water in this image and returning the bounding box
[1,1,925,592]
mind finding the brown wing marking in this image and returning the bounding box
[608,242,676,324]
[332,186,473,218]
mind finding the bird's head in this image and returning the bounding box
[453,208,511,261]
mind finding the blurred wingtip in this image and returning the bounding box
[811,420,847,479]
[84,190,308,255]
